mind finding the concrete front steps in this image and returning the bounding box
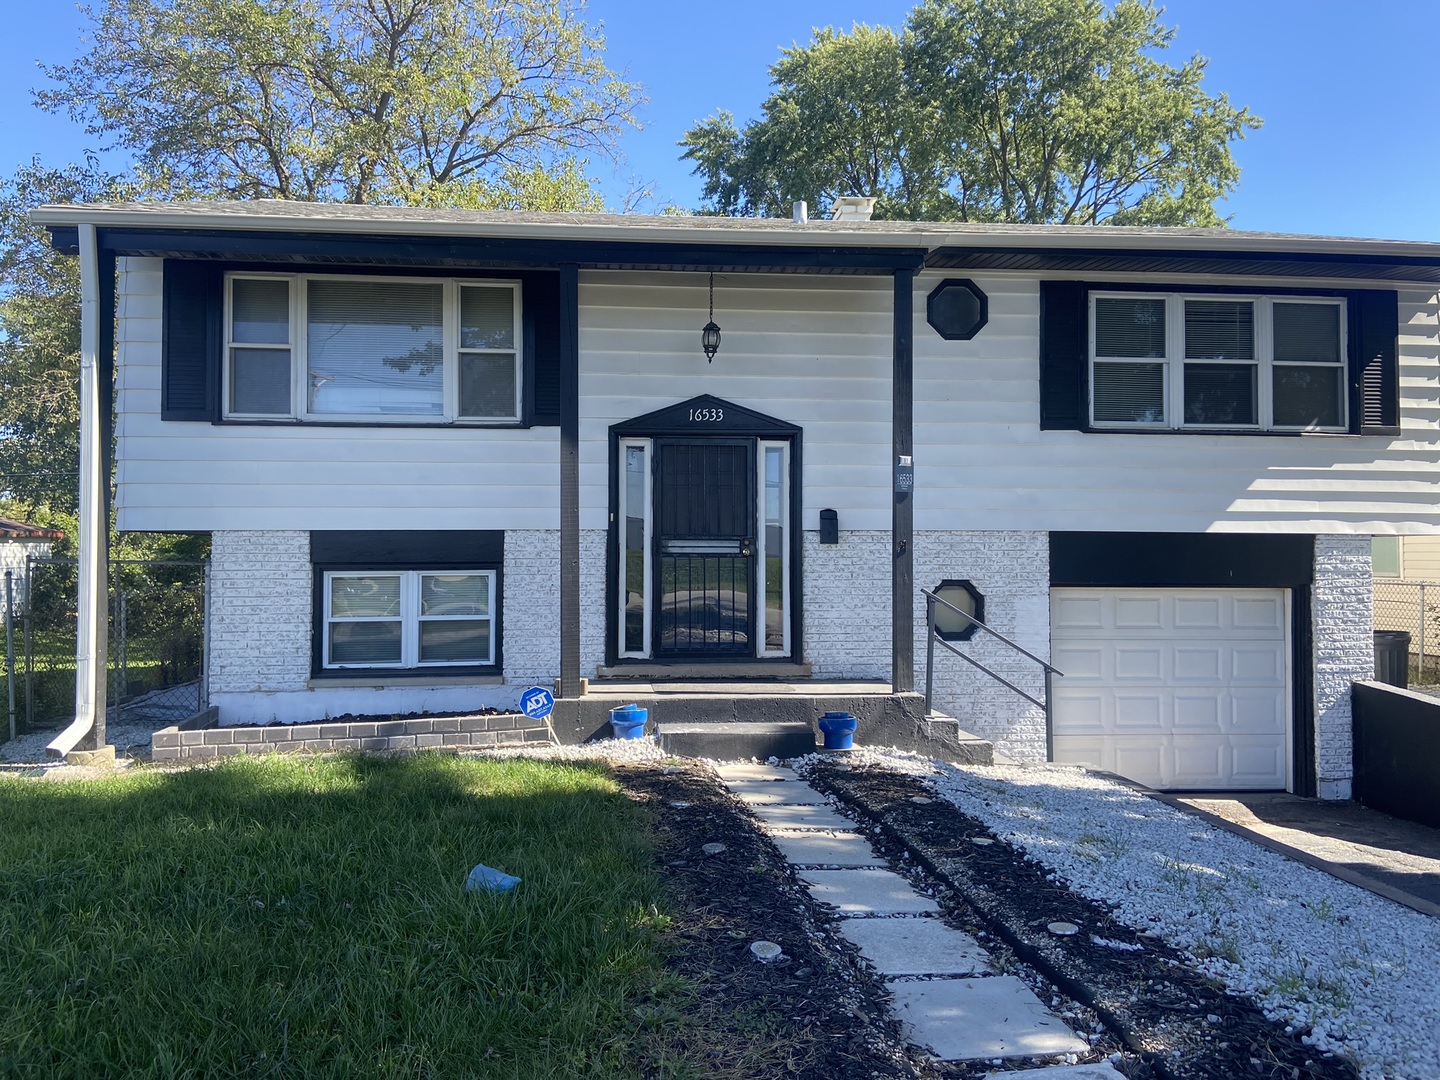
[715,762,1118,1075]
[549,679,994,763]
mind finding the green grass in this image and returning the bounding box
[0,754,683,1079]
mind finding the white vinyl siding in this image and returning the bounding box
[1050,588,1291,791]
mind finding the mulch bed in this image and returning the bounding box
[617,762,937,1080]
[803,759,1362,1080]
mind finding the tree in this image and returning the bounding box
[0,162,133,515]
[38,0,641,206]
[681,0,1261,225]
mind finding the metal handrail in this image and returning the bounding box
[921,588,1063,760]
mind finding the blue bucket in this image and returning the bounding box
[818,711,858,750]
[609,704,649,740]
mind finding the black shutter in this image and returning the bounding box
[161,260,222,421]
[522,271,562,426]
[1352,289,1400,435]
[1039,280,1088,430]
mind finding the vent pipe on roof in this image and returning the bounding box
[829,196,877,222]
[792,201,808,224]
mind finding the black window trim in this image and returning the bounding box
[309,530,504,680]
[1041,280,1400,438]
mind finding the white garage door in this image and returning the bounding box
[1050,589,1290,791]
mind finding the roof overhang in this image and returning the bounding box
[31,201,1440,284]
[928,246,1440,285]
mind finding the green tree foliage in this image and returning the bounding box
[682,0,1261,225]
[38,0,641,205]
[0,162,133,515]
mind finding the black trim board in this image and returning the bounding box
[604,397,804,668]
[929,245,1440,284]
[309,530,504,680]
[558,264,581,698]
[77,226,926,274]
[1049,531,1316,795]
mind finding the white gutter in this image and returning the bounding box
[48,222,109,761]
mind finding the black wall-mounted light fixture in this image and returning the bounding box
[701,272,722,362]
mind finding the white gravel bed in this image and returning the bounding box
[824,751,1437,1080]
[0,719,163,766]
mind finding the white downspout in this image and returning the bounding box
[48,222,109,760]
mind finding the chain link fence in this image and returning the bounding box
[1374,580,1440,684]
[1,558,208,739]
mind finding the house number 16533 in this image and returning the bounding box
[689,407,724,422]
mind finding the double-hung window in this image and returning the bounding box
[1090,292,1347,432]
[225,274,521,422]
[323,570,496,669]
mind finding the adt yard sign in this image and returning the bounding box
[519,686,555,720]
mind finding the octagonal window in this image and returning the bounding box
[927,279,989,341]
[931,579,985,641]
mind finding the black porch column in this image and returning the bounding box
[892,268,915,692]
[558,263,581,698]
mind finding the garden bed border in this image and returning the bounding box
[151,712,550,761]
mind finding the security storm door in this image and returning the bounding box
[653,439,756,656]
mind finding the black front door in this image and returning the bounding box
[653,439,755,657]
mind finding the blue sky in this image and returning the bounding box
[3,0,1436,240]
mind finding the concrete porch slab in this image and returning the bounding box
[838,917,990,976]
[726,780,831,805]
[888,976,1088,1061]
[769,831,886,867]
[800,869,940,915]
[746,803,858,832]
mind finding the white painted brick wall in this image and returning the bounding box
[580,529,607,677]
[803,531,891,680]
[503,530,560,685]
[209,531,312,694]
[1313,534,1373,800]
[913,531,1050,761]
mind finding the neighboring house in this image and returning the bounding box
[30,200,1440,798]
[1373,535,1440,582]
[0,517,63,609]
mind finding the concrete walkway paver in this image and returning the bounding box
[716,760,1093,1070]
[769,830,886,867]
[986,1065,1124,1079]
[838,917,990,975]
[800,868,942,915]
[889,977,1089,1060]
[726,780,831,805]
[747,802,858,831]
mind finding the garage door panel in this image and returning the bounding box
[1111,739,1167,789]
[1171,737,1227,786]
[1174,596,1224,629]
[1114,596,1164,629]
[1229,737,1288,786]
[1174,693,1222,732]
[1114,692,1164,729]
[1053,595,1105,630]
[1174,647,1221,681]
[1052,734,1108,771]
[1232,645,1284,683]
[1230,690,1286,732]
[1051,588,1289,792]
[1114,646,1163,680]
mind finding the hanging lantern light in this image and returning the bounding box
[701,271,722,362]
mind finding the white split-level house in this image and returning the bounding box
[30,200,1440,797]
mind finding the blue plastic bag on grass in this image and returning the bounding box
[466,863,521,893]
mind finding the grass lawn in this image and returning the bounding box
[0,754,689,1078]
